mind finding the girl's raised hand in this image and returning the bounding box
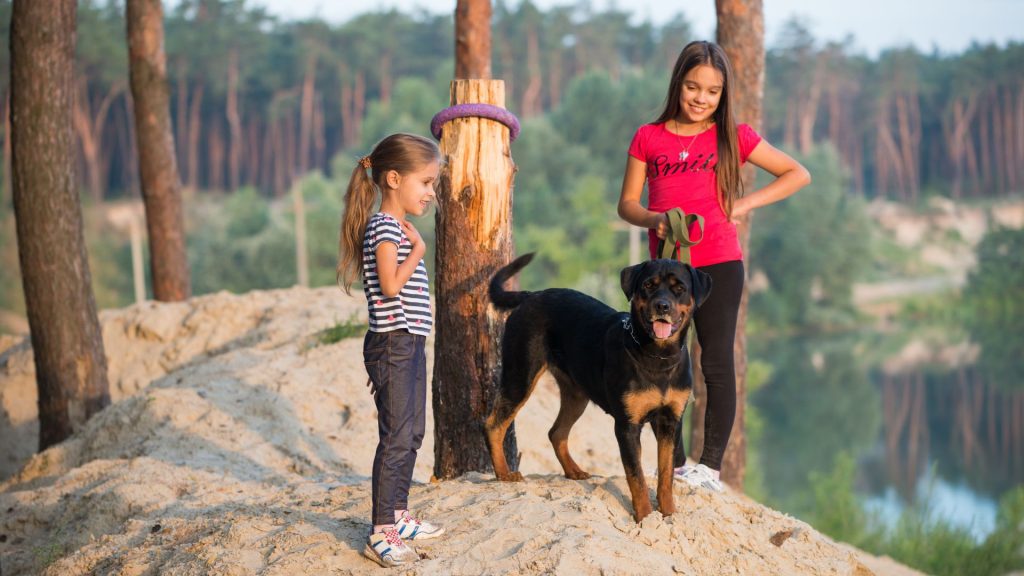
[401,220,424,247]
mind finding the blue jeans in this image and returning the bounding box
[364,329,427,526]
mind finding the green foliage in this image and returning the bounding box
[963,226,1024,389]
[549,71,665,173]
[188,189,297,295]
[806,453,886,550]
[802,457,1024,576]
[749,144,872,331]
[516,175,628,303]
[357,77,448,153]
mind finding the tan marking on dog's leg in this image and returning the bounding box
[548,385,590,479]
[485,364,547,482]
[621,389,664,424]
[656,431,676,515]
[625,472,653,522]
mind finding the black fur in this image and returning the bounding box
[484,253,712,521]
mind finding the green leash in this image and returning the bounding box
[654,207,705,351]
[656,208,705,264]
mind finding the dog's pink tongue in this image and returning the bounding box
[653,320,673,339]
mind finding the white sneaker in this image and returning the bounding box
[364,528,419,567]
[676,463,724,493]
[395,511,445,540]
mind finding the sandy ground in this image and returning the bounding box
[0,287,925,575]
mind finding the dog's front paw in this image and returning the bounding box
[633,501,654,522]
[564,470,591,480]
[495,471,524,482]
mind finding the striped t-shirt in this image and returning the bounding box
[362,212,432,336]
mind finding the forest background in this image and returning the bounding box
[0,1,1022,574]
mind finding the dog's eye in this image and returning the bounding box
[642,280,654,290]
[672,284,685,294]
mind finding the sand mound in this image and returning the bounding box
[0,287,922,575]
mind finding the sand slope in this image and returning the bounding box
[0,287,923,575]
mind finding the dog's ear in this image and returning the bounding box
[620,262,647,301]
[688,265,713,308]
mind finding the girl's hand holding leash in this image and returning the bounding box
[653,213,670,239]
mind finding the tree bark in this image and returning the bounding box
[433,79,517,479]
[715,0,764,491]
[11,0,110,450]
[3,91,11,206]
[127,0,192,301]
[455,0,492,79]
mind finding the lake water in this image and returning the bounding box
[749,325,1023,541]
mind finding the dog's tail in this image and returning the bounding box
[489,252,535,310]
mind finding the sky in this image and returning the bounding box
[243,0,1023,57]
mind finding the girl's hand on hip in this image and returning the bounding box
[729,199,750,224]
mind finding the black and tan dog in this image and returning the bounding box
[484,253,711,521]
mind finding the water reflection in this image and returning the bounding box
[750,329,1024,539]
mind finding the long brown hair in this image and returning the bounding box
[337,133,441,294]
[654,40,743,218]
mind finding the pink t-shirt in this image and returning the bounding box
[627,122,762,267]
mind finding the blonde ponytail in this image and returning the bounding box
[337,163,378,294]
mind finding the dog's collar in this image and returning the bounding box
[622,317,683,361]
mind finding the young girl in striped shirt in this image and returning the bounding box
[337,133,445,568]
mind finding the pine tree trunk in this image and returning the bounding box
[208,121,223,190]
[186,83,203,190]
[72,78,122,203]
[521,26,542,117]
[354,72,365,145]
[11,0,110,450]
[797,54,824,154]
[340,66,355,148]
[118,94,140,195]
[127,0,191,302]
[455,0,492,79]
[175,58,188,174]
[226,47,242,191]
[715,0,764,491]
[298,53,316,174]
[432,79,517,479]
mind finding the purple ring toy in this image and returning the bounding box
[430,103,521,142]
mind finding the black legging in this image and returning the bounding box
[673,259,744,470]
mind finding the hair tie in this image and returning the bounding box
[359,156,372,169]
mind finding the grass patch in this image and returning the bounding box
[315,319,368,346]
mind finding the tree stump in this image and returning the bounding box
[432,79,517,479]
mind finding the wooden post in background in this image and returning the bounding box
[432,79,517,479]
